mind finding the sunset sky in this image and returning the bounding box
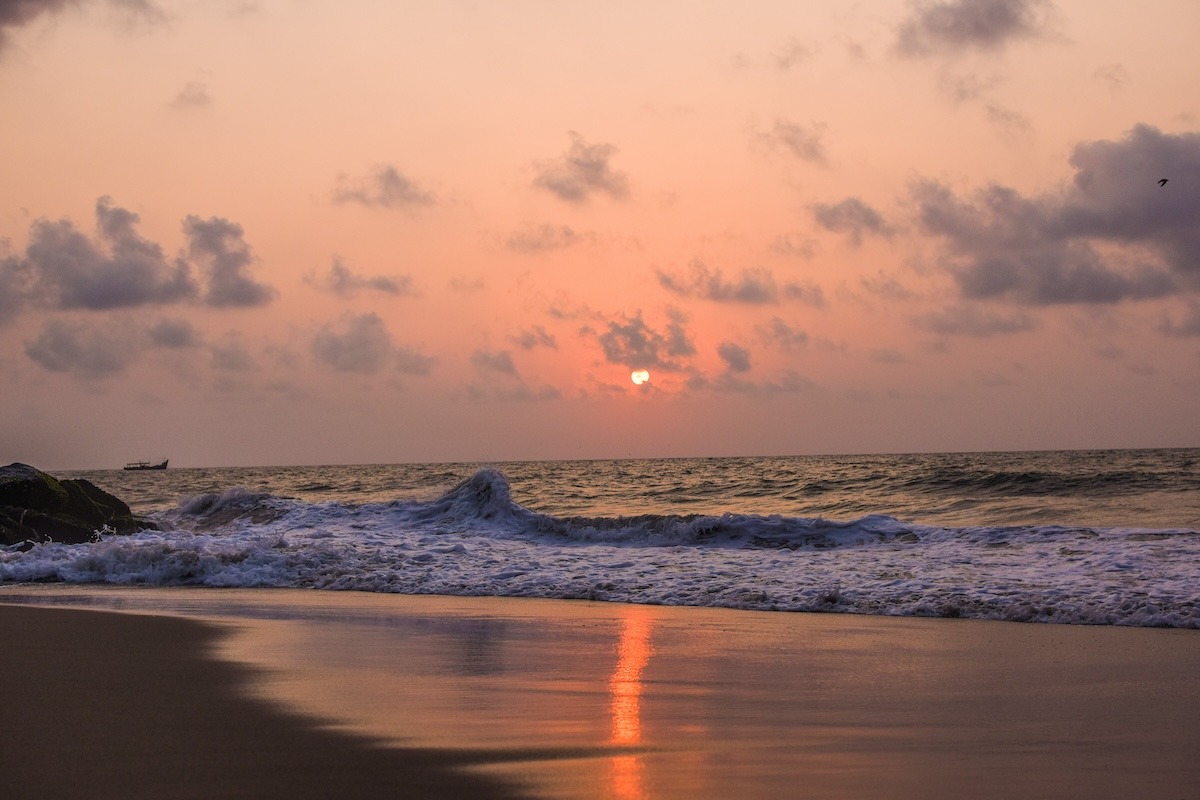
[2,0,1199,469]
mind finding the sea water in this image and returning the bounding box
[3,449,1199,627]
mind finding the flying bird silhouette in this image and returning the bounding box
[1158,178,1169,186]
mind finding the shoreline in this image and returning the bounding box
[0,602,529,800]
[3,587,1200,798]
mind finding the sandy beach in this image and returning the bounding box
[2,587,1200,799]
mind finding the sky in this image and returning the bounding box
[1,0,1199,469]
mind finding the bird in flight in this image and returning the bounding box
[1158,178,1169,186]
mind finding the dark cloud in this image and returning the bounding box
[896,0,1054,57]
[0,0,73,52]
[0,0,166,52]
[758,119,827,164]
[657,261,826,307]
[505,223,589,254]
[306,257,414,297]
[757,317,809,350]
[596,309,695,370]
[21,197,197,310]
[716,341,752,373]
[24,318,139,378]
[312,312,394,374]
[332,165,435,209]
[510,326,557,350]
[147,317,199,348]
[183,215,276,307]
[533,132,630,203]
[311,312,434,375]
[915,126,1200,305]
[812,198,894,245]
[914,305,1035,337]
[470,349,518,376]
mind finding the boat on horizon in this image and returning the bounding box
[123,459,168,471]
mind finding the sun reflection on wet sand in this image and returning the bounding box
[609,609,654,799]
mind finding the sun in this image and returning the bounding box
[631,369,650,385]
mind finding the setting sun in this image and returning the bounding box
[631,370,650,386]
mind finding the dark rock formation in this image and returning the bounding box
[0,463,147,548]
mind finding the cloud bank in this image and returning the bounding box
[916,125,1200,305]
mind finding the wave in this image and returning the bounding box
[4,469,1199,628]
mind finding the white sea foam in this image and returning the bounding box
[3,469,1199,627]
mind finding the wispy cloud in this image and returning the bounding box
[657,261,825,307]
[533,132,630,203]
[757,118,828,165]
[306,257,415,298]
[333,164,435,209]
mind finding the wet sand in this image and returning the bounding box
[2,587,1200,799]
[0,603,528,800]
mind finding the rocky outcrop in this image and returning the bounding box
[0,463,147,548]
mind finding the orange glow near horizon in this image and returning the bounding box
[609,609,654,800]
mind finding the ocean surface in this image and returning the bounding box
[3,449,1200,628]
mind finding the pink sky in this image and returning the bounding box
[2,0,1199,469]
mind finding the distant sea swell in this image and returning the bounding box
[3,450,1199,627]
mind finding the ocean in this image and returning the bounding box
[3,449,1199,627]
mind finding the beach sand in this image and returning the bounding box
[2,587,1199,799]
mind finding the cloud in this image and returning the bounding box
[0,0,166,53]
[757,317,809,350]
[717,341,752,373]
[812,198,895,245]
[306,257,414,297]
[595,309,695,370]
[332,165,435,209]
[1160,302,1200,337]
[0,0,72,53]
[24,318,140,378]
[758,118,827,164]
[533,132,630,203]
[311,312,395,374]
[510,326,557,350]
[657,261,826,307]
[914,126,1200,305]
[210,335,255,371]
[688,369,814,395]
[505,224,589,254]
[147,317,199,348]
[311,312,434,375]
[470,349,518,376]
[171,81,212,109]
[20,197,197,311]
[774,37,815,71]
[0,249,31,326]
[394,346,436,376]
[1093,63,1129,92]
[183,215,276,307]
[913,305,1035,336]
[895,0,1054,57]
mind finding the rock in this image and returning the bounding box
[0,463,148,547]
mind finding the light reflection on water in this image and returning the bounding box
[608,610,653,799]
